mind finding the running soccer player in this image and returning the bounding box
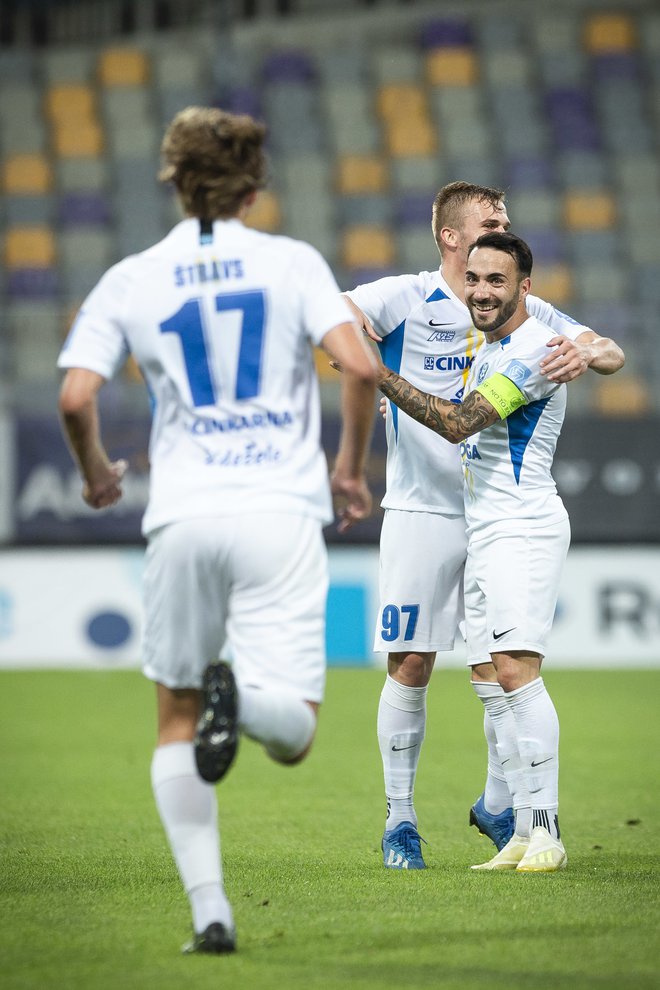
[375,230,574,871]
[58,107,377,953]
[343,182,624,869]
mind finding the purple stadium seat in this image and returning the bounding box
[505,158,554,189]
[395,191,435,226]
[579,301,630,339]
[347,266,399,286]
[59,192,111,227]
[220,85,262,119]
[516,228,565,264]
[8,267,59,299]
[419,18,473,48]
[592,52,641,83]
[262,50,316,84]
[545,88,601,150]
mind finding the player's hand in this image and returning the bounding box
[540,335,591,383]
[379,396,388,421]
[330,473,372,533]
[82,459,128,510]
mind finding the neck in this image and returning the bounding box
[484,308,529,344]
[439,256,467,301]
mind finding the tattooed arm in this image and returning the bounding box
[377,367,501,444]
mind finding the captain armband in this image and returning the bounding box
[475,372,526,420]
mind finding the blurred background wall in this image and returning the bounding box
[0,0,658,664]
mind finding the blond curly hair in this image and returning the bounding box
[159,106,268,220]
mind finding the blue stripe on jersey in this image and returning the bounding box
[378,319,406,438]
[425,287,450,303]
[506,396,550,484]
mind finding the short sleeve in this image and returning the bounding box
[347,274,422,337]
[58,260,132,378]
[294,243,355,346]
[526,294,593,342]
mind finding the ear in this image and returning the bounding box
[243,190,258,208]
[520,276,531,299]
[439,225,458,252]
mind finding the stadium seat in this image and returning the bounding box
[593,375,651,416]
[425,47,478,87]
[58,191,112,227]
[336,155,389,195]
[45,82,95,120]
[340,225,396,269]
[42,47,95,83]
[4,225,56,268]
[372,46,421,84]
[526,263,573,305]
[6,267,59,300]
[584,13,636,52]
[97,47,150,86]
[243,190,282,233]
[398,226,436,273]
[506,190,561,229]
[56,158,108,191]
[482,50,533,88]
[336,194,392,227]
[419,17,473,49]
[575,265,627,304]
[2,153,52,194]
[53,122,104,158]
[3,195,55,225]
[390,157,444,192]
[563,192,616,230]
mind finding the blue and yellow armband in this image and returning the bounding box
[475,372,526,419]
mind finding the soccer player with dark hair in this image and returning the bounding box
[342,181,624,869]
[374,231,576,870]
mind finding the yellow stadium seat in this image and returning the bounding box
[336,155,389,195]
[584,14,636,52]
[594,376,651,416]
[425,48,478,87]
[4,225,56,268]
[377,83,428,120]
[243,190,282,232]
[45,83,96,121]
[3,153,52,194]
[53,121,104,157]
[529,263,573,305]
[98,47,150,86]
[341,225,395,269]
[384,118,438,158]
[314,347,338,382]
[564,192,616,229]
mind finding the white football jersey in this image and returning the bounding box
[462,315,569,539]
[58,218,353,535]
[348,269,591,516]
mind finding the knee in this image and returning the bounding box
[388,651,435,686]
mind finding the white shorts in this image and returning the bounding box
[464,519,571,665]
[373,509,467,653]
[142,513,328,702]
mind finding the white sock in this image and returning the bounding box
[505,677,560,836]
[151,742,233,934]
[479,697,513,814]
[472,680,531,837]
[238,685,316,762]
[377,674,427,830]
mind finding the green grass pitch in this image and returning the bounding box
[1,667,659,990]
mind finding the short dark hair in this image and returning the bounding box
[467,231,533,278]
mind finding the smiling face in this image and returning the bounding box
[465,245,530,340]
